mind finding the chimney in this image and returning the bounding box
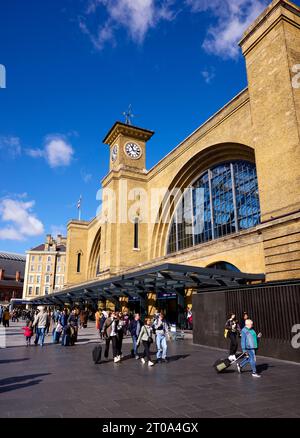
[46,234,52,244]
[57,234,62,244]
[0,268,5,280]
[16,271,21,282]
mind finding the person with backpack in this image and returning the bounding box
[225,313,241,361]
[153,312,170,363]
[237,319,261,378]
[103,311,120,363]
[137,317,155,367]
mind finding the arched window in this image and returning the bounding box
[206,261,240,272]
[76,251,83,273]
[167,160,260,254]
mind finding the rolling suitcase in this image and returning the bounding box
[213,352,247,373]
[92,344,102,364]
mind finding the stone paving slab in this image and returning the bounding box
[0,322,300,418]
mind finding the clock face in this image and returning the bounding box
[111,144,118,162]
[124,142,142,159]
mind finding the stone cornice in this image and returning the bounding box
[103,121,154,146]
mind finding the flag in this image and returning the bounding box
[77,196,81,209]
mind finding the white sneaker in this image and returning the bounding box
[228,355,234,361]
[141,358,146,364]
[148,361,154,367]
[252,373,261,378]
[114,356,120,363]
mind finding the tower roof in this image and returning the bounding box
[103,121,154,146]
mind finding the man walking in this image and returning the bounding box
[237,319,261,378]
[129,313,143,360]
[33,307,49,347]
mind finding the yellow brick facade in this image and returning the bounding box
[63,0,300,311]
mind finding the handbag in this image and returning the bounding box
[148,336,153,344]
[224,329,229,339]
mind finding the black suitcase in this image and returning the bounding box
[92,344,102,364]
[213,352,246,373]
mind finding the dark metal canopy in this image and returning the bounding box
[29,263,265,306]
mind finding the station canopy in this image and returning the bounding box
[28,263,265,306]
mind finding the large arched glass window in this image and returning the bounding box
[167,161,260,254]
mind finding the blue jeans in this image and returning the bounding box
[132,335,139,355]
[37,328,46,346]
[240,349,257,373]
[156,333,167,359]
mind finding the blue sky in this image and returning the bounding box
[0,0,281,254]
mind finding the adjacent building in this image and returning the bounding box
[0,252,26,304]
[23,234,67,299]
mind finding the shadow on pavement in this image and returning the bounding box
[0,373,51,386]
[0,358,30,364]
[0,380,43,394]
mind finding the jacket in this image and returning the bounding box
[241,327,258,350]
[103,317,118,338]
[34,312,49,329]
[137,325,153,344]
[59,313,68,327]
[225,318,240,334]
[129,319,143,337]
[153,318,169,336]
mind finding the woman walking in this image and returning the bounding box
[225,313,241,361]
[137,318,155,367]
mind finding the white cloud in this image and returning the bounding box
[0,136,21,158]
[186,0,267,59]
[80,0,176,50]
[26,134,74,168]
[201,66,216,84]
[45,135,74,168]
[0,197,44,241]
[81,168,92,183]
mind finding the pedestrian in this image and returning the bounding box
[3,308,10,327]
[95,308,101,337]
[32,307,49,347]
[153,312,170,363]
[103,311,120,363]
[137,317,155,367]
[68,309,78,345]
[129,313,143,359]
[100,311,108,338]
[186,308,193,330]
[116,312,125,360]
[237,319,261,378]
[22,321,33,346]
[123,312,130,335]
[0,305,3,325]
[240,312,250,330]
[59,309,69,346]
[225,313,241,361]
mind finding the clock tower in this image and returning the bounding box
[103,121,154,173]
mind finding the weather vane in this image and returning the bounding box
[122,104,136,125]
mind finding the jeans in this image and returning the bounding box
[156,333,167,359]
[37,327,46,346]
[142,340,151,361]
[132,335,139,356]
[105,336,118,359]
[240,349,257,373]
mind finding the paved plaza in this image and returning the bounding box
[0,322,300,418]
